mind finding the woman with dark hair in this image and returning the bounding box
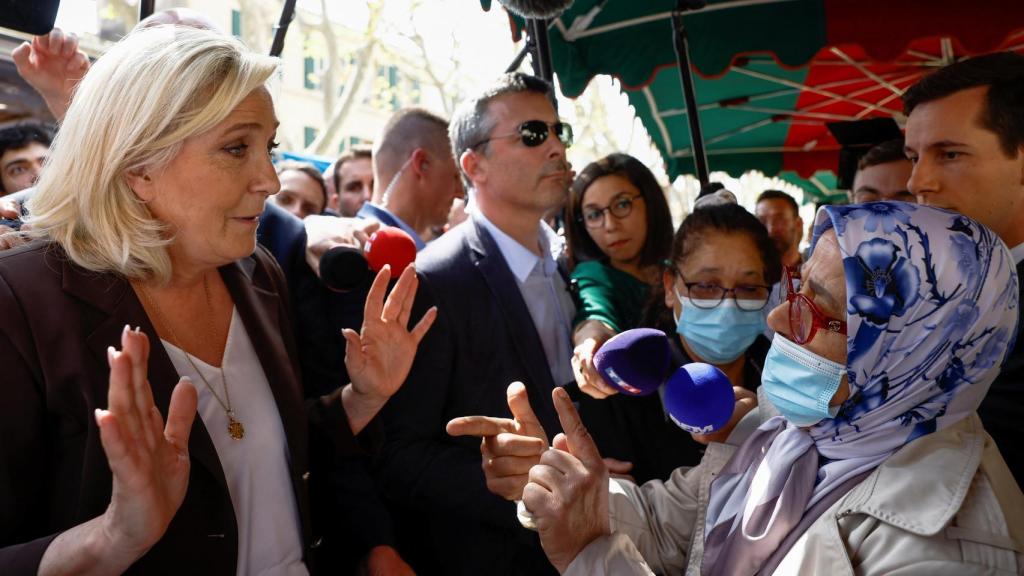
[566,156,775,483]
[566,153,673,391]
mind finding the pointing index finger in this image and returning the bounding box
[552,386,602,467]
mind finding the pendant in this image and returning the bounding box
[227,414,245,440]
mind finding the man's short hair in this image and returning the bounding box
[0,122,53,162]
[903,51,1024,158]
[276,159,327,208]
[857,138,907,171]
[374,108,449,181]
[450,73,551,157]
[756,189,799,218]
[333,146,372,193]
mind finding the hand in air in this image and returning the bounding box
[95,326,198,559]
[11,28,90,120]
[523,387,611,573]
[344,264,436,403]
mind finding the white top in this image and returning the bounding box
[162,308,308,576]
[1010,242,1024,265]
[474,210,576,385]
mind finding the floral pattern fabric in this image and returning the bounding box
[701,202,1018,576]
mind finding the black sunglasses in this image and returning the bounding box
[469,120,574,150]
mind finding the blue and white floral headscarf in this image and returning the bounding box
[701,202,1017,576]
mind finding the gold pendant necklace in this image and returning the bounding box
[138,274,244,440]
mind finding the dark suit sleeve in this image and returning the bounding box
[0,271,61,574]
[377,273,523,532]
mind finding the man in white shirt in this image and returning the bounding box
[903,50,1024,485]
[377,73,574,575]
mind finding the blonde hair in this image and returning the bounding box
[26,26,279,284]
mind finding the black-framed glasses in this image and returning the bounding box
[784,265,847,344]
[580,194,644,229]
[675,270,771,311]
[469,120,574,150]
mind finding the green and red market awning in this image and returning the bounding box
[486,0,1024,201]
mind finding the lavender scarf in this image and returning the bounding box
[701,203,1018,575]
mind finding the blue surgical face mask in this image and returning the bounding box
[761,334,845,427]
[673,288,766,364]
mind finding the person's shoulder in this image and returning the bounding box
[416,221,473,275]
[571,259,611,280]
[0,237,62,277]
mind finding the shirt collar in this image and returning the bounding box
[1011,242,1024,265]
[357,202,426,250]
[473,210,562,283]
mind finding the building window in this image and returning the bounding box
[304,127,319,148]
[304,56,319,90]
[231,10,242,38]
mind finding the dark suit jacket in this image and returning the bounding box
[377,218,560,575]
[979,259,1024,486]
[0,240,360,574]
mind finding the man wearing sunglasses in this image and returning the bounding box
[377,73,575,575]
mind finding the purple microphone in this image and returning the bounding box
[593,328,672,396]
[663,363,735,435]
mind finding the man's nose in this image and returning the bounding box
[907,159,935,199]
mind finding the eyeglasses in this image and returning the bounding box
[580,194,644,229]
[675,271,771,311]
[784,265,847,344]
[469,120,574,150]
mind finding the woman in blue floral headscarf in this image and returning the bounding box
[460,202,1024,576]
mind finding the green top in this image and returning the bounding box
[571,260,651,333]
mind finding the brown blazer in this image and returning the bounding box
[0,240,357,575]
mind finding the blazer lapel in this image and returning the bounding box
[63,258,230,494]
[465,220,558,398]
[220,256,307,476]
[220,254,310,542]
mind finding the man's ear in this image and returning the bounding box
[409,148,429,178]
[124,168,156,201]
[460,148,484,187]
[795,216,805,244]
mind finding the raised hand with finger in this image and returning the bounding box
[446,382,550,500]
[11,28,90,121]
[522,387,611,573]
[341,264,437,434]
[40,326,198,574]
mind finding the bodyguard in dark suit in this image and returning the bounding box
[377,73,576,575]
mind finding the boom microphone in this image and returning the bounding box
[318,225,417,292]
[663,363,735,435]
[496,0,575,19]
[593,328,672,396]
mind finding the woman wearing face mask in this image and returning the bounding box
[568,191,778,483]
[463,202,1024,575]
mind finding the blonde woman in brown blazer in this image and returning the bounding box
[0,27,434,575]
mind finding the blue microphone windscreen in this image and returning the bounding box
[663,363,735,434]
[592,328,671,396]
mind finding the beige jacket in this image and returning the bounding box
[566,413,1024,575]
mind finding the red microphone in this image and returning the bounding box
[319,226,417,292]
[365,226,417,275]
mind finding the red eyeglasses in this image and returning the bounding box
[784,266,847,344]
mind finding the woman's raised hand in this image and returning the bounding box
[40,326,199,575]
[96,326,197,561]
[342,264,437,433]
